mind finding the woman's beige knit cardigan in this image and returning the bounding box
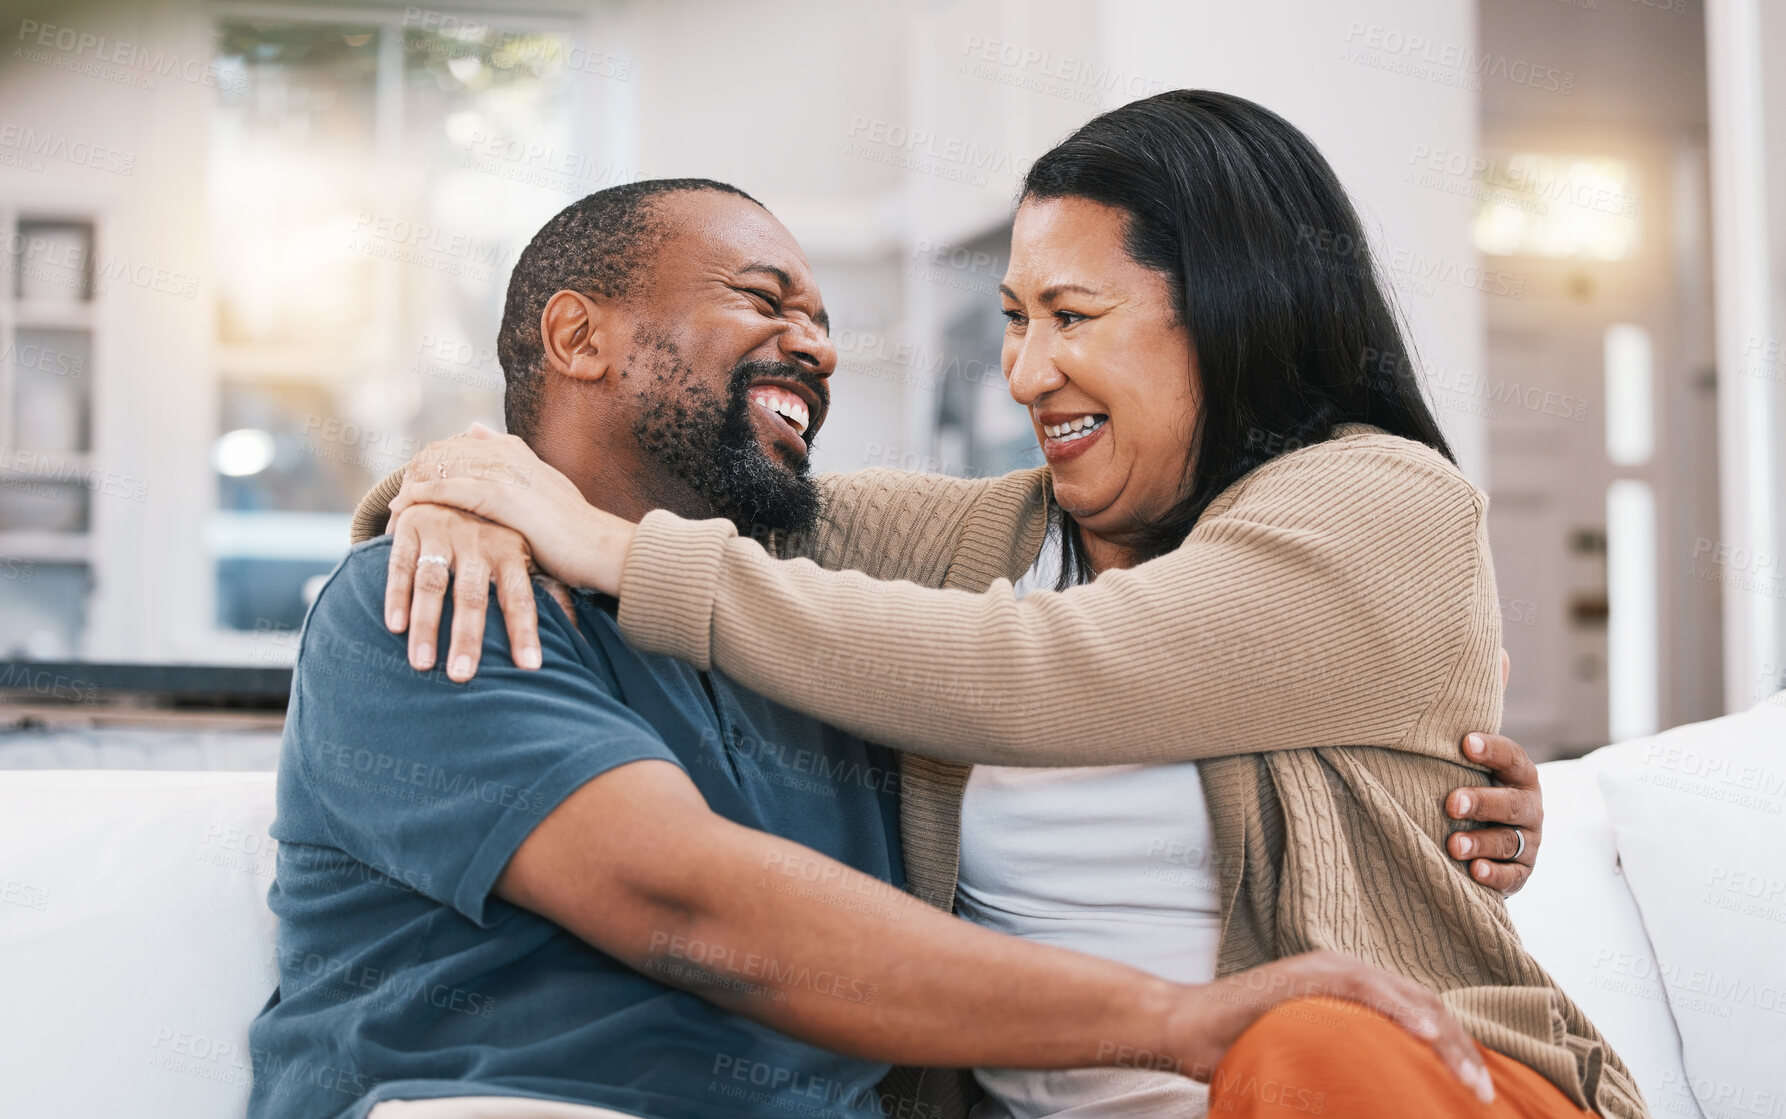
[352,427,1645,1118]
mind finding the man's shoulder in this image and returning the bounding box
[294,538,612,693]
[307,536,580,643]
[292,537,441,675]
[332,534,408,590]
[290,539,399,656]
[287,539,446,709]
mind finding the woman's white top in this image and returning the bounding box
[955,521,1220,1118]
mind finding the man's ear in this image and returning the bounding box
[540,290,614,383]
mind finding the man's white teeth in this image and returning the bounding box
[775,396,809,435]
[749,386,810,435]
[1044,415,1107,441]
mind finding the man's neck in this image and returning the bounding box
[530,424,714,526]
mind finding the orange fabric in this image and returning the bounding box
[1211,996,1599,1119]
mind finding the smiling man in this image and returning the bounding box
[250,179,1543,1119]
[499,181,828,544]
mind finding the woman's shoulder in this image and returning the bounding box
[1209,425,1484,525]
[1287,424,1474,486]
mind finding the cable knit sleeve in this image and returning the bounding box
[615,433,1502,767]
[350,467,408,543]
[779,468,1020,576]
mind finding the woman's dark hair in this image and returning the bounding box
[1021,89,1454,581]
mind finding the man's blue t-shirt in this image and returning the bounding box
[247,538,906,1119]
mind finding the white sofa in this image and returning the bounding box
[2,696,1781,1119]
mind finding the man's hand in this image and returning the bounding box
[1445,733,1542,896]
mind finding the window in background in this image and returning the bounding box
[1473,154,1640,261]
[207,14,583,637]
[936,300,1034,479]
[1607,479,1659,741]
[1604,322,1655,466]
[1605,321,1659,742]
[930,225,1036,480]
[0,213,98,657]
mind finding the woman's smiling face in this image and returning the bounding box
[1000,196,1200,553]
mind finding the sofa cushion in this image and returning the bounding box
[0,771,278,1119]
[1506,757,1702,1119]
[1596,695,1786,1119]
[0,738,1732,1119]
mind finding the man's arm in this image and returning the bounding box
[360,441,1546,893]
[497,756,1492,1096]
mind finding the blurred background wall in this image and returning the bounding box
[0,0,1780,764]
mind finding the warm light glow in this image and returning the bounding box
[213,428,277,477]
[1473,153,1640,261]
[446,56,484,84]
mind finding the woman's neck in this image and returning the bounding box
[1078,525,1141,575]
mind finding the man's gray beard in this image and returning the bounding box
[630,347,822,538]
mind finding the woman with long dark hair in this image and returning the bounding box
[361,92,1643,1117]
